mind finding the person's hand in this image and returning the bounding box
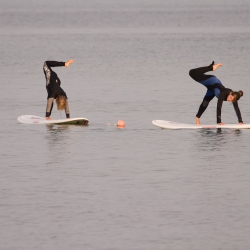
[196,117,200,125]
[213,63,222,71]
[217,122,225,125]
[65,59,74,68]
[239,122,244,124]
[46,117,51,120]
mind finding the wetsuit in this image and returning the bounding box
[189,64,242,124]
[43,61,70,118]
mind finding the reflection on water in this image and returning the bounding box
[2,0,250,249]
[46,124,71,132]
[194,129,242,152]
[46,124,88,132]
[197,128,242,136]
[45,125,70,165]
[44,124,88,166]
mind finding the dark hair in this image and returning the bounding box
[231,90,243,103]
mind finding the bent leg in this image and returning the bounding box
[190,68,222,90]
[189,64,214,82]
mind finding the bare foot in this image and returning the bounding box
[213,63,222,71]
[65,59,74,68]
[196,117,200,125]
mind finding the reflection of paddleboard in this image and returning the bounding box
[18,115,89,125]
[152,120,250,130]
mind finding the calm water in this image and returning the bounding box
[1,0,250,249]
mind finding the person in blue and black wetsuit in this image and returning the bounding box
[189,61,244,125]
[43,59,74,120]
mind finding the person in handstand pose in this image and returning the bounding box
[43,59,74,119]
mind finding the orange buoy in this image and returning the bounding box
[117,120,125,128]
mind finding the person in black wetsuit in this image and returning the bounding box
[43,59,74,120]
[189,61,243,125]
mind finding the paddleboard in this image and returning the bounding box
[152,120,250,130]
[18,115,89,125]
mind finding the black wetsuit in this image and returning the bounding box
[189,64,242,124]
[43,61,70,118]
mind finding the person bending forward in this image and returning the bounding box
[43,59,74,120]
[189,61,243,125]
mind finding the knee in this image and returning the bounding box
[189,69,194,78]
[202,100,209,108]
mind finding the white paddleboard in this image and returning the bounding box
[152,120,250,130]
[18,115,89,125]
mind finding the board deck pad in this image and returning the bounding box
[152,120,250,130]
[18,115,89,125]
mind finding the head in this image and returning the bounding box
[56,95,67,110]
[227,90,243,103]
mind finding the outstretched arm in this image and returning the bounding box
[217,92,227,124]
[233,102,243,124]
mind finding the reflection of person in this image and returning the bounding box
[43,59,74,120]
[189,61,243,125]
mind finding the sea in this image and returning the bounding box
[1,0,250,249]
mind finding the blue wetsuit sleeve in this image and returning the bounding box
[233,102,243,123]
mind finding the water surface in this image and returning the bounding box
[1,0,250,249]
